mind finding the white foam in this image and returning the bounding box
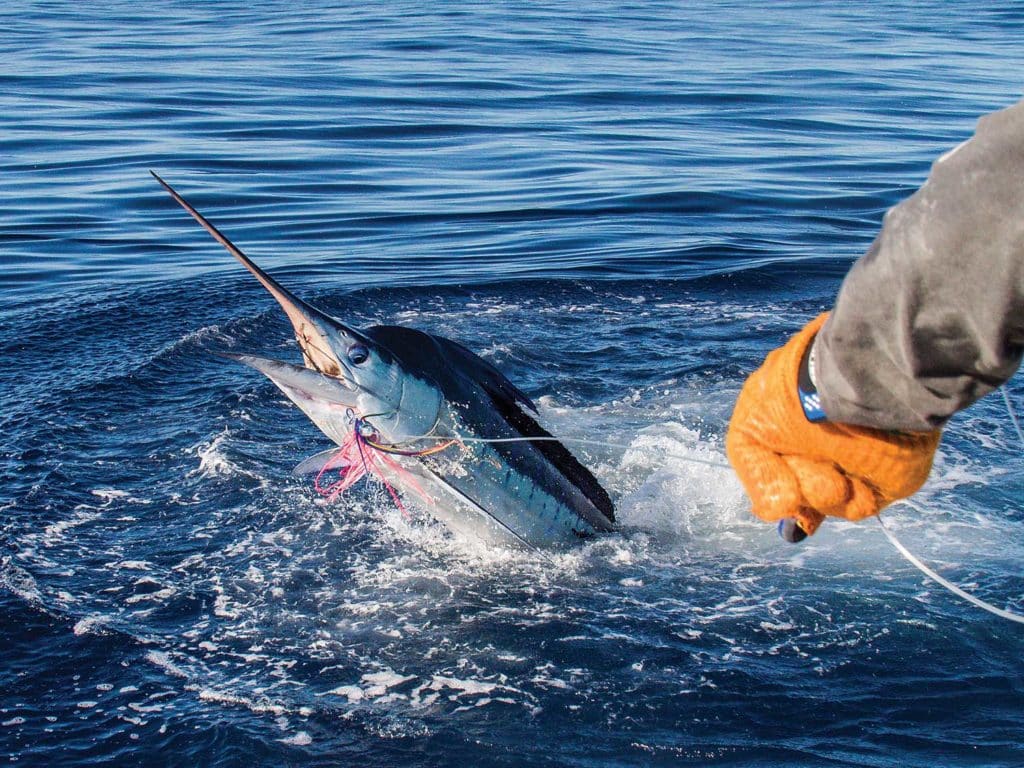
[196,688,288,716]
[145,651,189,679]
[113,560,153,571]
[428,676,497,696]
[89,489,151,505]
[278,731,312,746]
[125,586,176,605]
[191,428,238,479]
[360,670,416,698]
[0,560,42,604]
[73,615,109,636]
[323,685,364,703]
[42,510,101,544]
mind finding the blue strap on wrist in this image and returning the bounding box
[797,334,827,423]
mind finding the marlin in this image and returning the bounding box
[153,173,615,548]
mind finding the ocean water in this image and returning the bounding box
[2,2,1023,765]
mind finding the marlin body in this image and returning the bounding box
[153,173,615,548]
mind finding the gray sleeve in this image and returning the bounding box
[815,100,1024,432]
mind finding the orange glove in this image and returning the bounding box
[726,313,941,538]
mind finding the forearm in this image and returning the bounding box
[815,100,1024,431]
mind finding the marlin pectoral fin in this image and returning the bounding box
[292,447,347,476]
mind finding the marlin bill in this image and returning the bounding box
[152,173,616,548]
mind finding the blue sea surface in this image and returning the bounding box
[2,2,1023,766]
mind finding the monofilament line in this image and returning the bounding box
[877,511,1024,625]
[1001,385,1024,447]
[410,426,1024,624]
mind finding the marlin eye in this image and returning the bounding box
[347,344,369,365]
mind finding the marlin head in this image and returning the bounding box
[152,172,441,444]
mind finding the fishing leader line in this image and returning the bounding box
[874,384,1024,625]
[876,511,1024,625]
[563,427,1024,625]
[401,407,1024,624]
[1002,385,1024,446]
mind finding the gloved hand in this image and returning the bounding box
[726,313,942,538]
